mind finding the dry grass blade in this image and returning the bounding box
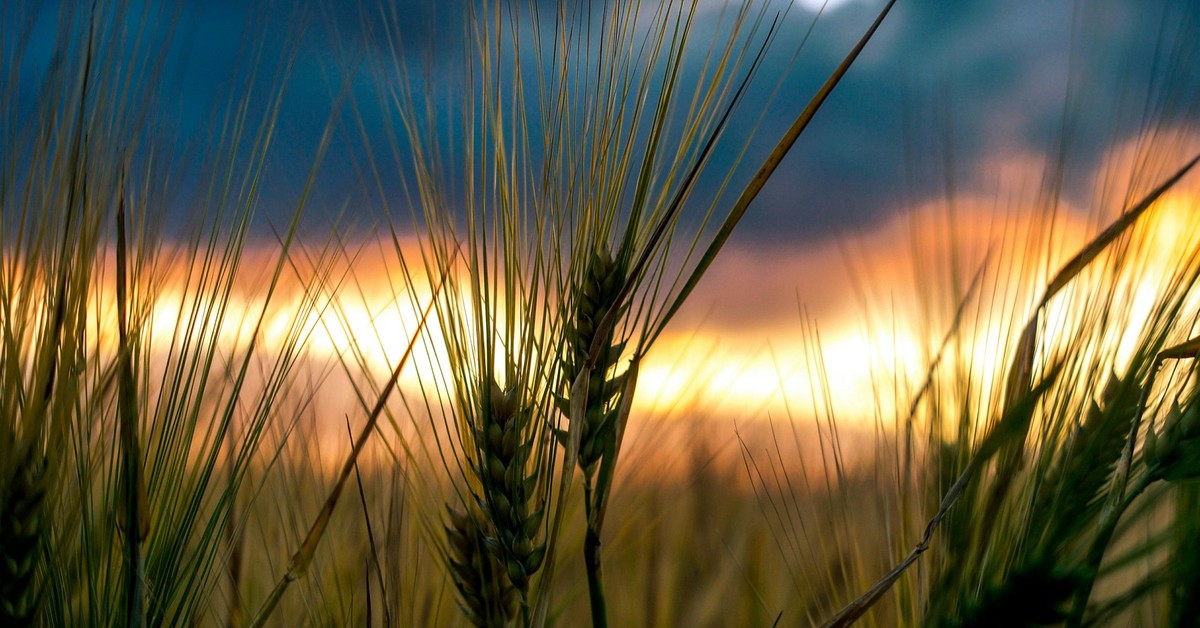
[247,269,446,628]
[1157,334,1200,360]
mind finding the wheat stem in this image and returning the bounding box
[582,480,608,628]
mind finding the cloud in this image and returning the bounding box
[12,0,1197,245]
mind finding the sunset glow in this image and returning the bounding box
[47,182,1193,436]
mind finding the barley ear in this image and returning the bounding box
[477,379,546,598]
[445,505,520,627]
[556,248,628,479]
[0,446,47,626]
[557,247,630,628]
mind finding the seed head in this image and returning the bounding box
[1,447,47,626]
[555,248,628,475]
[1144,399,1200,482]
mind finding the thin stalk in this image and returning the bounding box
[530,369,589,628]
[349,418,391,628]
[224,422,245,628]
[582,357,638,627]
[818,448,977,628]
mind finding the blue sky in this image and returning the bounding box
[9,0,1200,244]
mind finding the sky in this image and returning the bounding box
[8,0,1200,426]
[13,0,1200,239]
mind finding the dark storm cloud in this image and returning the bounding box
[14,1,1200,240]
[320,0,1200,240]
[732,0,1200,243]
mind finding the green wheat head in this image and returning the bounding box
[0,445,47,625]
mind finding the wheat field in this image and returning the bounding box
[4,1,1200,626]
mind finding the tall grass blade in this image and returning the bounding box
[115,177,149,627]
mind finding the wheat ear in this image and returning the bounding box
[0,446,47,625]
[445,505,521,627]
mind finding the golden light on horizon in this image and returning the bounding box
[20,178,1199,437]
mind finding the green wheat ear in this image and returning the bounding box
[0,445,47,626]
[475,379,547,597]
[445,505,521,627]
[555,247,629,477]
[1144,391,1200,484]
